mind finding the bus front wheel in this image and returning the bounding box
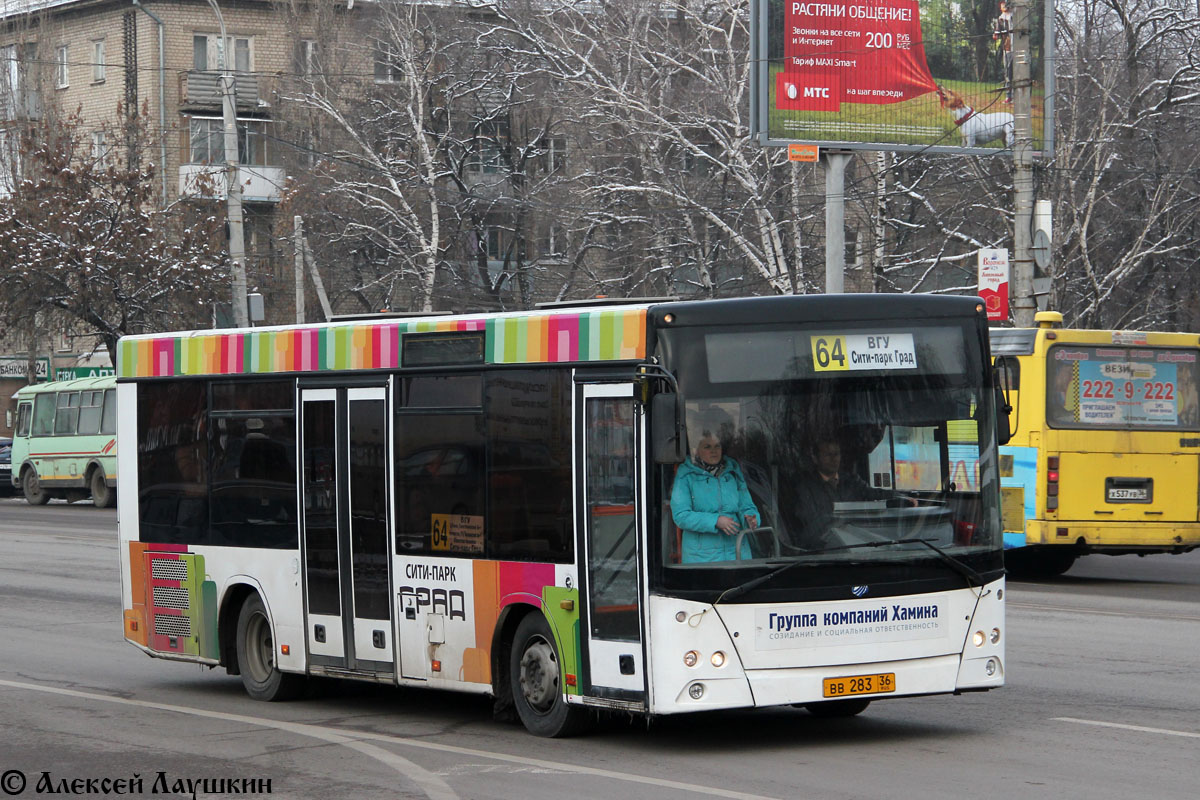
[509,613,590,737]
[22,469,49,506]
[90,469,114,508]
[235,595,304,702]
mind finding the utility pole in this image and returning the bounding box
[294,216,306,324]
[207,0,249,328]
[1010,0,1035,327]
[824,151,850,294]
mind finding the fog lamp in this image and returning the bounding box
[688,683,705,700]
[683,650,699,667]
[973,630,986,647]
[985,658,998,677]
[990,627,1001,644]
[710,651,726,668]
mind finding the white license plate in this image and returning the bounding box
[1107,487,1148,501]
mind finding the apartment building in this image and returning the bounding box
[0,0,342,300]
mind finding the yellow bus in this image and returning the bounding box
[992,312,1200,576]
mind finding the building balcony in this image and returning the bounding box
[178,164,287,203]
[180,71,261,110]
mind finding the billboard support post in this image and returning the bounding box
[825,152,850,294]
[1012,0,1036,327]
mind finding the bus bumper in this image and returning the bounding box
[1025,519,1200,552]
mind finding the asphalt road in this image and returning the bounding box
[0,497,1197,800]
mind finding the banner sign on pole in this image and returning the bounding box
[978,248,1010,322]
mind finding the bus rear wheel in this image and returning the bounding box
[22,469,49,505]
[509,613,590,737]
[90,469,114,508]
[236,595,304,701]
[804,698,871,718]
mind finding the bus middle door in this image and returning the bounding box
[299,385,395,678]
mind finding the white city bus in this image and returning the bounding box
[117,295,1006,736]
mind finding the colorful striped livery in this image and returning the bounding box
[117,308,649,379]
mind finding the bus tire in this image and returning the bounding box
[236,595,304,702]
[509,612,589,737]
[1006,547,1077,578]
[90,469,114,508]
[804,698,871,718]
[22,468,49,506]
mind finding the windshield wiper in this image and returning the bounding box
[716,537,984,603]
[909,537,986,589]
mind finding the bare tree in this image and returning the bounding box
[1046,0,1200,330]
[0,108,227,362]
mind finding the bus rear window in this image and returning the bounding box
[1047,345,1200,430]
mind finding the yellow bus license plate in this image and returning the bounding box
[823,673,896,698]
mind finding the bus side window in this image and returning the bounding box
[54,391,81,435]
[100,389,116,435]
[32,394,55,436]
[16,402,31,437]
[78,391,104,435]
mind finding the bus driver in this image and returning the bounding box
[670,428,760,563]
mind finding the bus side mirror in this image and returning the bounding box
[651,392,687,464]
[993,360,1013,446]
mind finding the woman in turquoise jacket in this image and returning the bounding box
[670,432,760,563]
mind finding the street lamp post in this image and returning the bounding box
[206,0,249,328]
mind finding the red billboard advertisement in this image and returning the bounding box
[777,2,938,112]
[754,0,1052,154]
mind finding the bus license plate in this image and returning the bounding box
[823,673,896,698]
[1107,487,1148,501]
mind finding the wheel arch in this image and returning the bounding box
[84,459,109,485]
[219,579,268,675]
[490,601,540,703]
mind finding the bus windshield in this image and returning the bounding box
[655,320,1002,595]
[1046,344,1200,430]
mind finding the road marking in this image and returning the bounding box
[0,678,780,800]
[1009,602,1200,622]
[1055,717,1200,739]
[0,678,455,800]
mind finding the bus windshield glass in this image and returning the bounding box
[655,320,1001,595]
[1046,345,1200,430]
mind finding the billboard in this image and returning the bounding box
[751,0,1054,155]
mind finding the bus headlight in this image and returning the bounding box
[973,630,986,647]
[710,651,726,668]
[990,627,1001,644]
[683,650,699,667]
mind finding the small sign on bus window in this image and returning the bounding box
[431,514,485,553]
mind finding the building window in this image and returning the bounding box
[90,130,109,167]
[546,136,567,173]
[193,34,252,72]
[55,45,68,89]
[92,39,105,83]
[374,41,402,83]
[297,39,318,80]
[189,118,270,166]
[466,122,510,175]
[542,224,565,258]
[485,228,502,260]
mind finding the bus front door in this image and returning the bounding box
[578,383,646,706]
[299,386,395,677]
